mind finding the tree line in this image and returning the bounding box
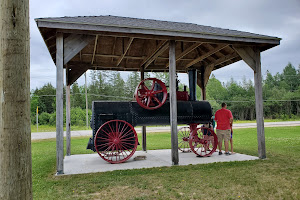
[31,62,300,125]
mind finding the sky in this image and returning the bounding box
[30,0,300,90]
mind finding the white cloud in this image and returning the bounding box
[29,0,300,89]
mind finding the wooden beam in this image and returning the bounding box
[56,33,64,174]
[166,42,202,68]
[185,44,228,69]
[140,40,167,67]
[116,37,134,66]
[66,80,71,156]
[63,34,94,65]
[111,37,117,62]
[203,65,214,87]
[207,52,239,68]
[145,42,169,69]
[253,48,266,159]
[67,65,90,85]
[91,35,99,64]
[233,46,256,71]
[140,65,147,151]
[169,40,179,165]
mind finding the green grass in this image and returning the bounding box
[31,118,300,132]
[31,124,91,132]
[32,126,300,199]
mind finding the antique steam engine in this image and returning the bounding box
[87,72,218,164]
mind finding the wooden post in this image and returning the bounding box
[254,49,266,159]
[56,32,64,174]
[140,66,147,151]
[233,46,266,159]
[66,84,71,156]
[0,0,32,199]
[169,40,179,165]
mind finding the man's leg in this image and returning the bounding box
[224,140,229,153]
[217,130,224,155]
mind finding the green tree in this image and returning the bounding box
[32,83,56,113]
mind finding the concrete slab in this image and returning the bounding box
[63,149,258,175]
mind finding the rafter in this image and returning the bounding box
[140,40,167,67]
[116,37,134,66]
[91,35,99,65]
[207,52,239,68]
[166,42,202,68]
[144,42,169,69]
[185,44,228,69]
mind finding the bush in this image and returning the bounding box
[39,112,51,125]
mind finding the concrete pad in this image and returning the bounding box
[63,149,258,175]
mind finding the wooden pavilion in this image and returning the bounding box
[35,15,280,174]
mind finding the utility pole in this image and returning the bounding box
[0,0,32,199]
[85,72,88,127]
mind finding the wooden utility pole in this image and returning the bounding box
[85,72,88,128]
[0,0,32,199]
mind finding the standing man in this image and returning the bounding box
[215,103,233,155]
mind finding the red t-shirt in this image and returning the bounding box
[215,108,233,130]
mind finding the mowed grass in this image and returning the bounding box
[32,126,300,200]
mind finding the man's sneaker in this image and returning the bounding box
[219,151,223,155]
[225,152,231,156]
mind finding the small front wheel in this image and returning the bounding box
[189,127,218,157]
[177,127,191,152]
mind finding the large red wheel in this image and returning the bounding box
[189,127,218,157]
[134,78,167,110]
[94,120,138,164]
[178,127,191,152]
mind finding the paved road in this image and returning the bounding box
[31,121,300,140]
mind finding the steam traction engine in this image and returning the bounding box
[87,77,218,164]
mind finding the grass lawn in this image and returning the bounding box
[31,125,91,132]
[32,126,300,200]
[30,118,300,132]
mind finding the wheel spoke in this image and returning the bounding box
[152,90,163,94]
[119,129,133,139]
[150,79,156,91]
[141,84,149,91]
[153,96,162,105]
[146,96,151,107]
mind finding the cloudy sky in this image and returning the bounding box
[30,0,300,90]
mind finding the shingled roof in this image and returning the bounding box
[36,15,280,44]
[35,15,280,84]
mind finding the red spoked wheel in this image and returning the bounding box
[94,120,138,164]
[134,78,167,110]
[178,127,191,152]
[189,127,218,157]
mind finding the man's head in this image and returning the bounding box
[221,102,227,108]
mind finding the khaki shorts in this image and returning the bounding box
[216,129,231,142]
